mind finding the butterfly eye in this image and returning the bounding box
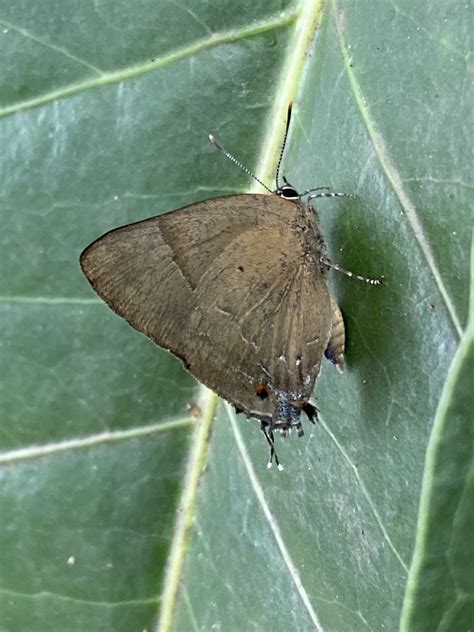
[279,183,299,200]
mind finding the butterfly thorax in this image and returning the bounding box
[273,181,327,260]
[280,195,328,273]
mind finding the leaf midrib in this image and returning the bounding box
[157,1,326,630]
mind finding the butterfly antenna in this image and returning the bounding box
[275,102,293,189]
[209,134,272,194]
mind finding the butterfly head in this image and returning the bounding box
[209,103,303,202]
[275,176,300,202]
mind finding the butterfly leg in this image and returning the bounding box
[306,189,353,201]
[324,296,345,372]
[261,423,283,470]
[320,256,384,285]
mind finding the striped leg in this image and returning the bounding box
[321,257,384,285]
[307,189,353,201]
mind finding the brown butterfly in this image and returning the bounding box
[80,104,382,468]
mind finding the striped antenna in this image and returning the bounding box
[275,102,292,190]
[208,134,272,194]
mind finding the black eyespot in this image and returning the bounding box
[237,265,244,272]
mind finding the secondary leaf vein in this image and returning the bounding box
[0,418,194,464]
[319,416,410,573]
[0,20,103,74]
[0,10,297,119]
[227,404,325,632]
[332,0,463,339]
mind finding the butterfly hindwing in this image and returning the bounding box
[80,194,333,420]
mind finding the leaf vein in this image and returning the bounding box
[319,416,410,573]
[0,19,103,75]
[332,0,463,339]
[0,10,298,119]
[227,404,325,632]
[0,418,194,464]
[0,586,158,608]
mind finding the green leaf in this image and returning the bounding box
[400,244,474,632]
[0,1,471,631]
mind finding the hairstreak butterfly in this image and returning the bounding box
[80,104,383,468]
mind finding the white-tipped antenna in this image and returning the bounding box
[208,134,273,194]
[275,102,293,190]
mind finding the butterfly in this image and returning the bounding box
[80,104,382,468]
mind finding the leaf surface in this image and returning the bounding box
[0,1,471,631]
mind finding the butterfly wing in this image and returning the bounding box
[80,194,332,420]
